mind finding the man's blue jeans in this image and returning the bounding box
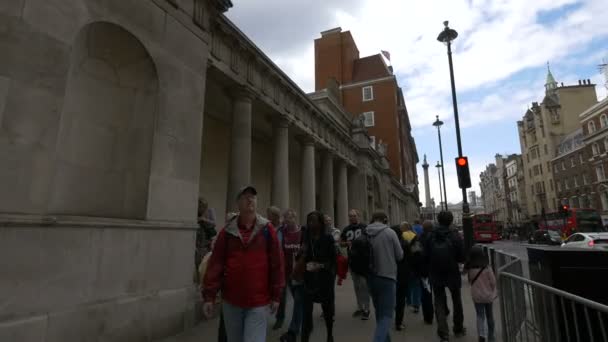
[368,275,396,342]
[287,283,304,335]
[222,301,269,342]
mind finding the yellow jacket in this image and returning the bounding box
[402,230,417,243]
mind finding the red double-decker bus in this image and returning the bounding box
[538,208,605,238]
[472,214,499,242]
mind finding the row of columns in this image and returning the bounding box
[225,87,350,227]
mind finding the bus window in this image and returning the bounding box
[575,210,604,232]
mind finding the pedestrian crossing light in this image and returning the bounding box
[561,204,570,216]
[455,156,471,189]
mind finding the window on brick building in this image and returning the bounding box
[571,158,575,167]
[583,173,588,185]
[565,179,569,190]
[602,191,608,211]
[544,144,548,155]
[561,161,566,170]
[557,181,562,192]
[604,138,608,153]
[369,135,376,149]
[601,114,608,128]
[593,143,600,156]
[589,121,597,134]
[554,164,559,173]
[362,86,374,101]
[579,154,584,164]
[596,164,605,181]
[550,179,554,191]
[574,176,579,187]
[362,111,375,127]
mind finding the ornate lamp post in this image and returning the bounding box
[437,20,473,252]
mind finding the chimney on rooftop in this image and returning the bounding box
[588,79,591,85]
[579,80,582,85]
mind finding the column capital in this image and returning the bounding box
[272,115,291,128]
[229,85,256,101]
[297,134,317,147]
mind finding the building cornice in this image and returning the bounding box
[339,76,396,90]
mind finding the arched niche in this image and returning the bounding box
[49,22,158,219]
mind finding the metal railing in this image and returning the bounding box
[483,246,608,342]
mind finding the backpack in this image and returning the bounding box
[410,235,423,255]
[429,230,456,273]
[349,230,374,276]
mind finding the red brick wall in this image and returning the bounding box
[342,80,402,178]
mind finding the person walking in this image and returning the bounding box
[299,211,337,342]
[412,219,423,236]
[277,209,306,341]
[401,222,421,314]
[417,220,435,324]
[268,206,288,331]
[390,224,410,331]
[340,209,371,320]
[366,212,403,342]
[465,246,497,342]
[425,211,466,342]
[202,186,285,342]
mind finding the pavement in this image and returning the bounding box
[158,276,501,342]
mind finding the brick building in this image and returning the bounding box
[579,98,608,221]
[551,129,591,209]
[314,27,418,188]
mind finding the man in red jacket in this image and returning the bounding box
[203,186,285,342]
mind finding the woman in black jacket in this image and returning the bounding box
[296,211,337,342]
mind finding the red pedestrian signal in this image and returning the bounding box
[455,156,471,189]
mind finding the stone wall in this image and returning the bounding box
[0,0,211,340]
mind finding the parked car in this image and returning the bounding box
[561,232,608,250]
[528,229,562,245]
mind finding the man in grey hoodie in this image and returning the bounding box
[366,211,404,342]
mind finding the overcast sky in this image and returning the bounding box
[226,0,608,204]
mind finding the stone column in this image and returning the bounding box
[226,87,254,212]
[336,161,349,228]
[271,118,290,210]
[300,138,316,221]
[320,150,334,218]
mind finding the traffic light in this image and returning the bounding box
[560,204,570,216]
[455,156,471,189]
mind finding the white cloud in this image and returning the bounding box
[226,0,608,205]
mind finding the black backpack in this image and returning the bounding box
[429,230,456,273]
[349,230,374,276]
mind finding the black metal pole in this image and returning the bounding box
[446,39,473,253]
[437,165,444,211]
[437,128,448,211]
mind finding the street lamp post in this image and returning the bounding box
[437,20,473,253]
[433,115,448,211]
[436,161,445,211]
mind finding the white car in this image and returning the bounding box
[560,232,608,250]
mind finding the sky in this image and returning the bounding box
[226,0,608,205]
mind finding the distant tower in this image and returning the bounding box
[468,191,477,207]
[422,155,432,208]
[545,62,558,95]
[600,58,608,92]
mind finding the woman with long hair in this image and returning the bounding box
[296,211,337,342]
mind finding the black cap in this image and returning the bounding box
[236,185,257,199]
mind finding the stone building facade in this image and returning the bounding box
[480,154,518,224]
[0,1,418,340]
[505,155,528,224]
[518,68,598,217]
[579,98,608,221]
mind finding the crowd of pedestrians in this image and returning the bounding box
[197,185,497,342]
